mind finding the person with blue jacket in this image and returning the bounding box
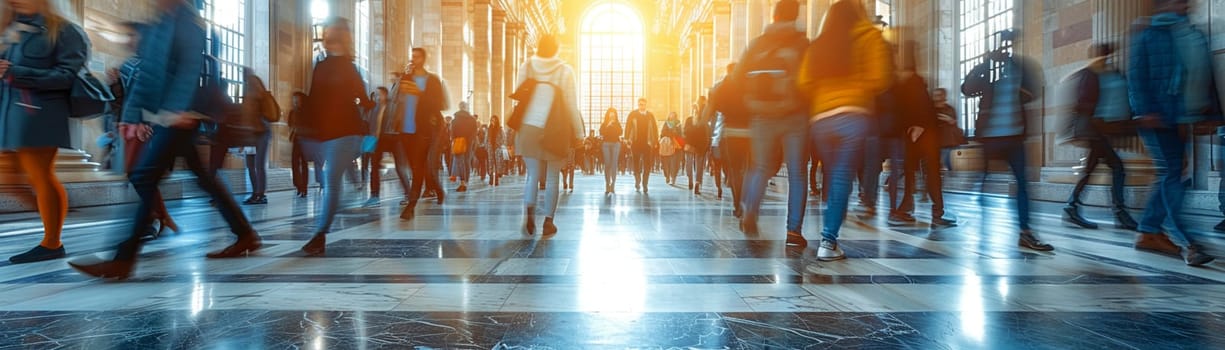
[0,0,88,264]
[69,0,263,279]
[1128,0,1220,267]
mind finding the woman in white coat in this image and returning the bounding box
[513,34,583,235]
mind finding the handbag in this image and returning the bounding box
[452,136,469,154]
[939,124,967,148]
[69,69,115,119]
[507,78,537,131]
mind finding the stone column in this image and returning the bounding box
[730,0,748,61]
[471,0,492,118]
[700,23,714,107]
[440,0,467,114]
[490,11,506,122]
[746,0,766,39]
[505,23,519,116]
[714,1,733,72]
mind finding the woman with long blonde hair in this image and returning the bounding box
[0,0,86,264]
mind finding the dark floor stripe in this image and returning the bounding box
[1,311,1222,349]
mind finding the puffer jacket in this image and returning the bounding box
[797,21,893,119]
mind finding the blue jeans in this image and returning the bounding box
[1138,128,1194,247]
[603,142,620,187]
[117,126,255,261]
[941,148,953,171]
[244,132,271,195]
[299,135,363,234]
[981,138,1031,231]
[810,113,869,242]
[454,150,473,183]
[524,157,564,217]
[742,114,808,233]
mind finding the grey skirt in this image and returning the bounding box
[514,125,566,161]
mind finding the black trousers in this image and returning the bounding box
[116,126,255,261]
[291,137,309,193]
[898,131,946,218]
[404,133,445,206]
[1069,138,1126,207]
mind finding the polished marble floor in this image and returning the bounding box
[2,171,1225,349]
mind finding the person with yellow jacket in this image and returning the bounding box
[796,0,893,261]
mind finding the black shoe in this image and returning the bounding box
[206,237,263,259]
[68,259,134,280]
[296,191,308,198]
[301,234,326,256]
[1114,208,1139,231]
[542,217,558,236]
[1019,230,1054,251]
[9,245,66,264]
[1215,220,1225,233]
[1062,206,1098,229]
[1184,245,1216,267]
[243,195,268,205]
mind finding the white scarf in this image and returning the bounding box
[0,21,39,57]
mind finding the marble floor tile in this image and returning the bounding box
[228,283,423,311]
[394,284,516,311]
[3,174,1225,348]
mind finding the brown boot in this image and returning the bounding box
[1134,233,1181,257]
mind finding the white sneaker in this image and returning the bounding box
[817,239,846,261]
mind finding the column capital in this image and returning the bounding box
[493,9,507,23]
[714,0,732,14]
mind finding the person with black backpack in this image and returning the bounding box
[796,0,894,261]
[705,63,747,214]
[726,0,810,248]
[961,29,1051,252]
[684,113,710,195]
[70,0,263,279]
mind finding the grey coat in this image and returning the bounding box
[0,16,89,150]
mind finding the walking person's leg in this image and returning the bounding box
[301,136,362,255]
[8,147,69,264]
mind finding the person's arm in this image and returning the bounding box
[1128,31,1158,123]
[158,17,206,115]
[857,30,895,97]
[565,68,584,140]
[961,61,993,98]
[6,26,87,90]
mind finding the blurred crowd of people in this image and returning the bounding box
[0,0,1218,281]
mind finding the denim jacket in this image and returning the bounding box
[121,4,206,124]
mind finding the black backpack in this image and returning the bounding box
[739,32,809,118]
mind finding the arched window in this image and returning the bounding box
[958,0,1014,136]
[580,3,645,127]
[198,0,248,100]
